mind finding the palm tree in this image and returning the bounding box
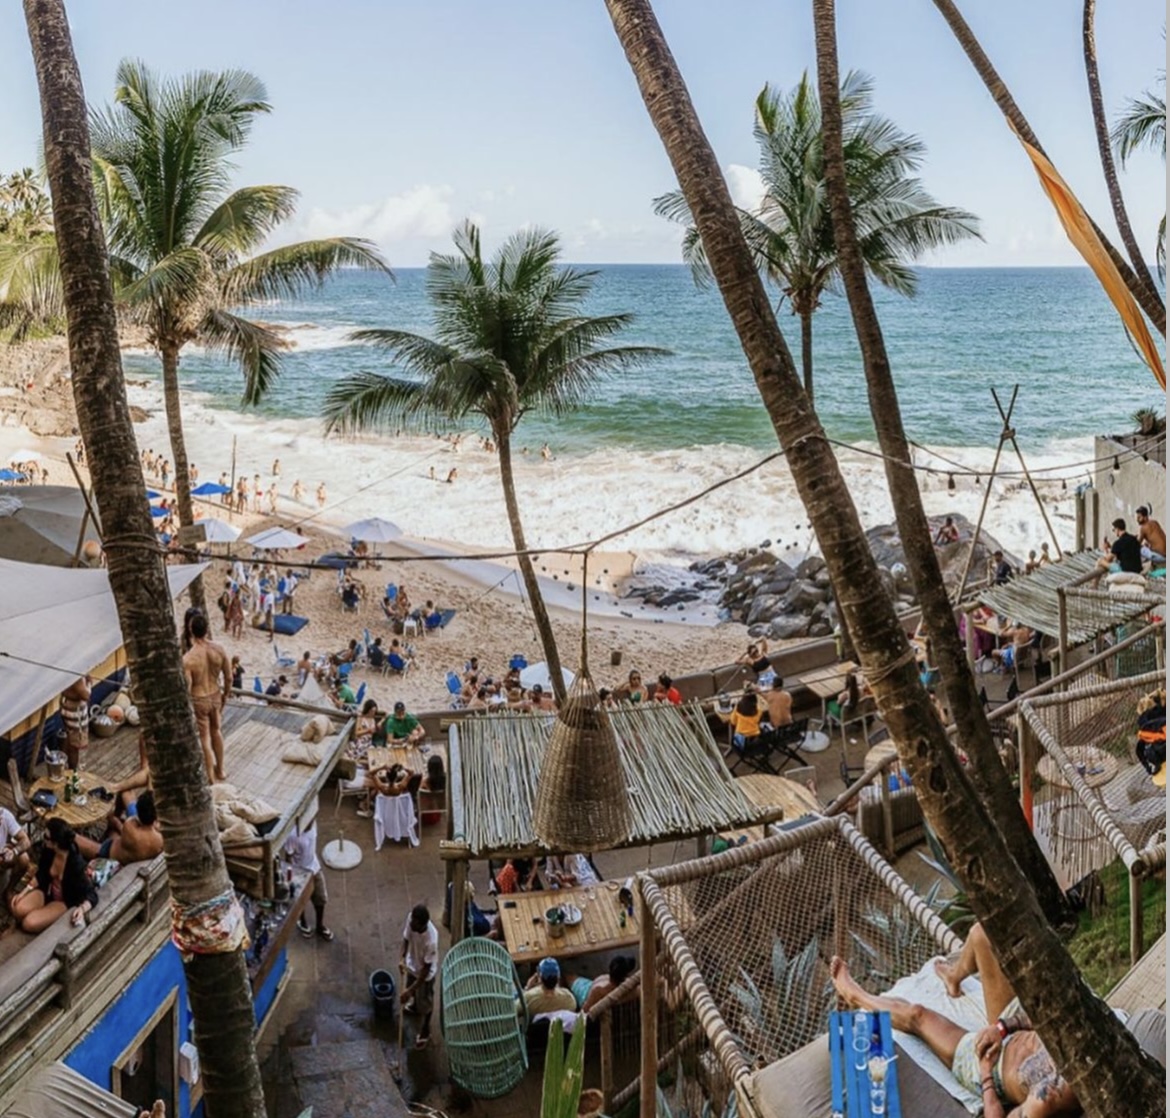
[653,72,979,403]
[323,221,665,703]
[88,60,391,607]
[1110,68,1166,277]
[605,1,1163,1115]
[22,1,266,1114]
[1082,1,1161,295]
[930,0,1166,337]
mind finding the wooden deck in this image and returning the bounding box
[1108,933,1166,1014]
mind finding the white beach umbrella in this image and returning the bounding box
[343,516,402,544]
[10,449,43,463]
[246,526,310,550]
[520,662,576,693]
[196,517,241,544]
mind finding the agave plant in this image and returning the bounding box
[849,880,944,987]
[656,1058,740,1118]
[541,1014,588,1118]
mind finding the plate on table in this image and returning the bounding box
[561,904,583,927]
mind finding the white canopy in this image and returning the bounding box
[9,449,43,463]
[344,516,402,543]
[519,662,576,693]
[196,516,242,543]
[247,527,310,550]
[0,558,206,736]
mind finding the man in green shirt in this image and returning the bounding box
[334,680,357,708]
[383,701,425,745]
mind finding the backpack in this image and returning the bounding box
[1136,707,1166,775]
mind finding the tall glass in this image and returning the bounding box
[851,1011,870,1071]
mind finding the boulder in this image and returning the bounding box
[795,555,827,580]
[808,620,833,638]
[769,614,811,640]
[746,594,784,627]
[783,579,827,613]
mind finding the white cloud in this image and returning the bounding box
[294,184,457,245]
[726,163,766,212]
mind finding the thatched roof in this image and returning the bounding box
[448,702,776,858]
[978,551,1164,645]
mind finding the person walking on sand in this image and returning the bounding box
[235,475,248,514]
[267,484,278,515]
[160,459,170,490]
[316,482,327,508]
[182,613,231,782]
[252,474,263,513]
[291,478,305,503]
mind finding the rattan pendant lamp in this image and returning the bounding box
[532,552,632,851]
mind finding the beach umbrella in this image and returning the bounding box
[519,662,577,693]
[10,449,42,463]
[192,481,232,496]
[343,516,402,543]
[145,489,161,500]
[0,469,25,482]
[0,485,101,566]
[149,505,169,519]
[246,526,310,550]
[196,517,241,543]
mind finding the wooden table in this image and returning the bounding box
[1037,746,1120,791]
[804,661,859,726]
[29,771,111,831]
[499,883,640,965]
[366,742,445,778]
[736,772,822,820]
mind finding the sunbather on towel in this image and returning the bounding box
[831,953,1080,1117]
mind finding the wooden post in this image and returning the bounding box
[879,773,894,856]
[26,703,49,779]
[638,888,657,1118]
[1129,872,1143,965]
[993,386,1062,559]
[695,835,707,859]
[1057,587,1069,694]
[450,858,468,946]
[600,1009,614,1112]
[1018,718,1035,830]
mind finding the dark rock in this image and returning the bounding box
[783,579,827,613]
[808,620,833,638]
[814,568,833,589]
[795,555,827,580]
[759,574,796,596]
[746,594,784,627]
[769,614,811,640]
[747,623,769,638]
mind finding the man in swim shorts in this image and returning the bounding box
[182,613,231,782]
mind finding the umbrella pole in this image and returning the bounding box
[65,451,99,567]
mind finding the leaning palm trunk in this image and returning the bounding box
[161,341,206,613]
[604,2,1164,1115]
[809,2,1068,929]
[798,309,814,404]
[1082,0,1160,296]
[930,0,1166,337]
[23,2,265,1115]
[496,426,567,704]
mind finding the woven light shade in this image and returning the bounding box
[532,668,632,852]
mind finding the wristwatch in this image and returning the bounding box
[995,1016,1011,1039]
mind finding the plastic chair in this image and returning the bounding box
[273,642,295,669]
[253,676,264,694]
[509,654,528,671]
[385,583,398,602]
[373,792,418,850]
[440,937,529,1098]
[338,662,354,682]
[354,682,367,707]
[446,671,463,697]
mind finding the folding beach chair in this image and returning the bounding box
[726,733,777,775]
[272,642,295,669]
[353,682,367,708]
[446,670,464,709]
[387,651,408,676]
[252,676,264,694]
[766,717,810,773]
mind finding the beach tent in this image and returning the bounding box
[0,485,99,567]
[519,661,576,693]
[0,558,206,740]
[196,517,241,543]
[247,527,310,550]
[344,516,402,543]
[192,481,232,496]
[149,505,169,518]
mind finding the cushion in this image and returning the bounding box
[284,739,326,766]
[300,715,332,744]
[211,781,241,803]
[85,857,120,888]
[227,796,280,825]
[219,819,259,845]
[1128,1008,1167,1066]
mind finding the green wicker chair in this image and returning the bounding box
[440,936,529,1098]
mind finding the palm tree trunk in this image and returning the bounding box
[810,0,1069,929]
[930,0,1166,337]
[160,340,207,614]
[22,3,266,1116]
[495,424,567,704]
[799,310,814,404]
[604,3,1165,1115]
[1083,0,1160,294]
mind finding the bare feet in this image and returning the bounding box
[829,956,867,1008]
[215,769,228,783]
[934,955,964,999]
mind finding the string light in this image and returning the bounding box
[947,473,956,491]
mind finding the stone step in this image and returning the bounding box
[287,1039,409,1118]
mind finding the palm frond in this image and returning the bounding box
[1112,91,1167,165]
[118,246,210,310]
[347,327,461,375]
[194,185,300,260]
[322,370,430,434]
[0,236,64,340]
[221,237,390,306]
[199,309,288,404]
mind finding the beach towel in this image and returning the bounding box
[267,613,310,636]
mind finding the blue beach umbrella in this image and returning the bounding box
[149,505,169,518]
[0,469,26,482]
[145,489,161,499]
[192,481,232,496]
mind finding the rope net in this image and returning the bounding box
[634,818,955,1110]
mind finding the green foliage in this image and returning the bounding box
[541,1015,588,1118]
[0,168,60,341]
[1131,406,1164,434]
[655,1058,739,1118]
[850,881,946,986]
[1111,73,1166,276]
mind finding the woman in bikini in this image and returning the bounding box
[10,818,97,932]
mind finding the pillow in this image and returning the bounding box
[212,782,241,803]
[228,796,280,825]
[219,819,259,845]
[283,739,326,766]
[301,714,332,743]
[86,857,120,888]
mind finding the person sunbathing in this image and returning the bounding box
[831,949,1080,1117]
[77,790,163,865]
[565,955,637,1013]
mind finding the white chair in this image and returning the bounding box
[403,617,420,639]
[335,765,368,813]
[373,792,418,850]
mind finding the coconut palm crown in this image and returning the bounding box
[323,220,666,700]
[654,71,980,402]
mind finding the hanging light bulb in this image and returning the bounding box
[948,473,956,492]
[975,475,981,486]
[1113,456,1120,471]
[1061,478,1067,491]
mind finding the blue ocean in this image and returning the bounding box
[122,265,1164,455]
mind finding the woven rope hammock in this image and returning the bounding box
[532,553,632,851]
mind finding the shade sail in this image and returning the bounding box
[2,1062,135,1118]
[0,557,206,737]
[344,516,402,543]
[0,486,100,567]
[247,527,310,549]
[196,517,241,543]
[519,661,576,692]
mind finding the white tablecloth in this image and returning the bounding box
[374,792,418,850]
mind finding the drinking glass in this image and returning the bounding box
[869,1083,886,1116]
[851,1012,869,1071]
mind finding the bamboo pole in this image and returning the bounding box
[993,386,1062,559]
[878,772,894,856]
[1057,586,1070,692]
[1128,871,1143,965]
[450,858,468,947]
[600,1008,614,1110]
[638,885,658,1118]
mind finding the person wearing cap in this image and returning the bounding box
[399,903,439,1048]
[382,702,424,745]
[523,957,577,1016]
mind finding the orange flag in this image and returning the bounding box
[1018,135,1165,388]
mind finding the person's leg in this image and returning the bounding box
[193,702,215,782]
[416,978,434,1044]
[76,834,102,859]
[11,887,45,921]
[312,871,332,940]
[21,898,68,933]
[934,922,1016,1023]
[207,705,227,782]
[830,957,967,1069]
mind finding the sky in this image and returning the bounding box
[0,1,1164,267]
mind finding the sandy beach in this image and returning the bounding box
[0,334,1086,709]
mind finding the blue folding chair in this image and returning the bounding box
[273,642,295,669]
[253,676,264,694]
[354,682,367,707]
[338,662,354,682]
[385,583,398,602]
[446,671,463,697]
[509,654,528,671]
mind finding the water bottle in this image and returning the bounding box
[851,1011,870,1071]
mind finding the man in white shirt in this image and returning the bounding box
[0,806,31,896]
[284,821,333,942]
[400,903,439,1048]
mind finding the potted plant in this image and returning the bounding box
[1133,407,1161,436]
